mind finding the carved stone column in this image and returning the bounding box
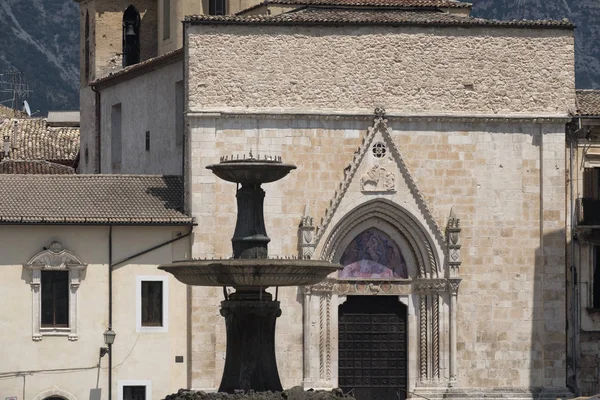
[448,279,461,385]
[302,286,314,388]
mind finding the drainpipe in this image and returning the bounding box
[106,224,194,399]
[91,84,101,173]
[569,118,583,395]
[108,225,113,400]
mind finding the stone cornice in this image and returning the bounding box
[186,109,571,124]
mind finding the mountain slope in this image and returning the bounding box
[471,0,600,89]
[0,0,597,116]
[0,0,79,116]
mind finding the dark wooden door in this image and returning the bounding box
[339,296,407,400]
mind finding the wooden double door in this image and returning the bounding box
[339,296,407,400]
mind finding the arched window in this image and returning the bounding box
[339,228,408,279]
[84,11,90,81]
[123,5,141,67]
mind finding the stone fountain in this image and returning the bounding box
[159,154,344,396]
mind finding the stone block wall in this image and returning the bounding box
[186,24,574,115]
[187,116,568,391]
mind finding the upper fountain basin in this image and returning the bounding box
[158,259,342,287]
[206,159,297,184]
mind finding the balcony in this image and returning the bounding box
[577,198,600,226]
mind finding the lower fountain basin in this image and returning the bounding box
[158,259,341,287]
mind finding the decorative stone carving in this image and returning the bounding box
[360,165,396,193]
[299,204,316,260]
[314,108,444,254]
[24,242,87,342]
[413,279,447,294]
[420,295,428,381]
[446,209,462,278]
[309,278,412,296]
[319,292,332,381]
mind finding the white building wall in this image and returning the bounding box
[98,60,184,175]
[0,225,190,400]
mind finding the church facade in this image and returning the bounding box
[0,0,587,399]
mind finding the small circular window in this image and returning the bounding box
[372,142,387,159]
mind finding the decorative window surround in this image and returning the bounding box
[118,380,152,400]
[136,275,169,333]
[24,242,87,342]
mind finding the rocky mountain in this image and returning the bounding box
[0,0,79,116]
[471,0,600,90]
[0,0,597,116]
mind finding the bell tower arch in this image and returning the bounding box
[75,0,158,86]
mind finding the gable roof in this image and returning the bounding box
[0,118,80,165]
[0,160,75,174]
[188,7,574,29]
[236,0,471,14]
[575,90,600,117]
[0,175,192,225]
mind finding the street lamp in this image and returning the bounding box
[100,328,116,357]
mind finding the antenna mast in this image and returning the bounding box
[0,69,33,112]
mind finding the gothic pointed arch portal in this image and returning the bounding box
[297,110,463,394]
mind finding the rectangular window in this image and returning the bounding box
[209,0,226,15]
[123,386,146,400]
[118,380,152,400]
[145,131,150,152]
[163,0,170,40]
[175,80,184,147]
[594,246,600,309]
[111,103,122,172]
[141,281,163,326]
[136,276,168,332]
[41,271,69,327]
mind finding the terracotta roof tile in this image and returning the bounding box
[0,160,75,174]
[236,0,471,13]
[188,7,574,28]
[0,118,80,165]
[90,48,184,88]
[0,175,192,225]
[575,90,600,116]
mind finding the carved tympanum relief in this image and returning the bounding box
[360,164,396,193]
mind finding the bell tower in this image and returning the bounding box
[75,0,158,87]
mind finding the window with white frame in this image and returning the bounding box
[118,380,152,400]
[24,241,87,341]
[136,276,168,332]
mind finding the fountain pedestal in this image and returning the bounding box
[219,291,282,393]
[159,156,343,395]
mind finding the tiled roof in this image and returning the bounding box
[236,0,471,14]
[0,160,75,174]
[0,118,80,165]
[0,175,192,225]
[90,48,184,88]
[575,90,600,116]
[0,105,28,119]
[188,7,574,28]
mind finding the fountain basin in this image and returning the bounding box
[207,160,297,184]
[158,259,341,287]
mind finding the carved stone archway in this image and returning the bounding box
[33,386,77,400]
[299,201,462,393]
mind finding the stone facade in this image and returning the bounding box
[186,25,574,114]
[184,21,574,396]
